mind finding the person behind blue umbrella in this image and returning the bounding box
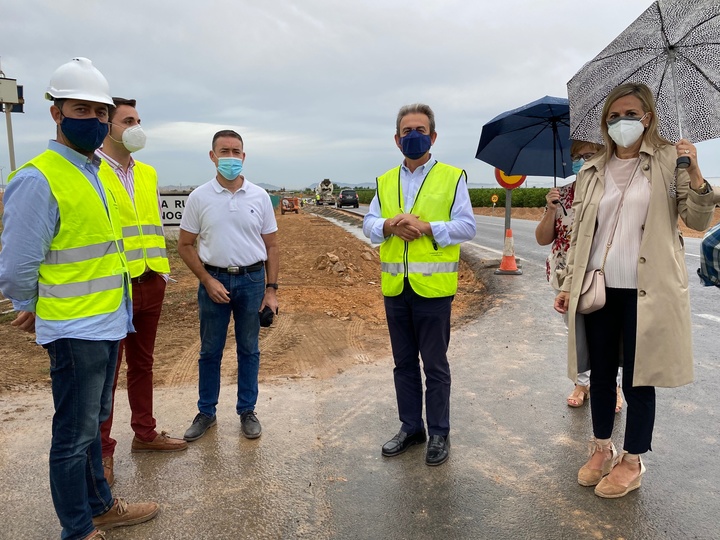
[535,140,624,412]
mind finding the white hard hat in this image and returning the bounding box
[45,57,113,106]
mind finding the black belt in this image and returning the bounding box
[131,271,156,284]
[204,262,264,275]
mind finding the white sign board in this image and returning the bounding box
[0,78,19,103]
[160,193,189,226]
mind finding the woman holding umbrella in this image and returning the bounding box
[554,83,715,498]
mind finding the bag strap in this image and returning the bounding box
[600,158,642,272]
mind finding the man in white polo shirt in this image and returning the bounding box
[178,129,279,441]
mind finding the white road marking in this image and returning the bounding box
[465,241,527,261]
[696,313,720,323]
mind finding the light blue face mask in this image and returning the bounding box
[217,157,243,180]
[572,159,584,175]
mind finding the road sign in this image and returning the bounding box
[160,193,189,226]
[494,168,526,190]
[491,194,499,203]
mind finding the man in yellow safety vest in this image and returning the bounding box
[0,58,159,539]
[363,103,476,467]
[97,97,187,488]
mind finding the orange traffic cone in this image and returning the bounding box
[495,229,522,275]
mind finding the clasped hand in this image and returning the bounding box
[387,213,425,241]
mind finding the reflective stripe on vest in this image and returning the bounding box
[381,261,459,276]
[99,160,170,277]
[377,162,464,298]
[11,150,129,320]
[44,240,120,264]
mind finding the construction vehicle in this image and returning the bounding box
[314,179,335,206]
[280,195,300,215]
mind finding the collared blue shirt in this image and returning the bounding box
[0,140,133,345]
[363,157,477,246]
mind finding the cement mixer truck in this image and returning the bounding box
[315,178,335,206]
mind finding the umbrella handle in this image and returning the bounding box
[676,156,691,169]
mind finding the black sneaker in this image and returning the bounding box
[240,410,262,439]
[183,413,217,442]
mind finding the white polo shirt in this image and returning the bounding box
[180,177,278,267]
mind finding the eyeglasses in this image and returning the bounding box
[571,152,596,161]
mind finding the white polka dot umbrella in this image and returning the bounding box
[568,0,720,146]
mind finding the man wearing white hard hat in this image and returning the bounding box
[0,57,159,540]
[97,97,187,489]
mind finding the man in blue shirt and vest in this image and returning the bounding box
[363,103,476,466]
[0,57,159,539]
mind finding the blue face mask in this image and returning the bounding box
[61,116,109,152]
[572,159,584,175]
[217,157,243,180]
[400,130,432,160]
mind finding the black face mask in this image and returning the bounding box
[61,116,109,152]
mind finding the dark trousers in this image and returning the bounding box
[101,272,166,456]
[585,287,655,454]
[384,281,453,437]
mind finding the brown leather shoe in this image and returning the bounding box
[131,431,188,453]
[83,529,106,539]
[102,456,114,488]
[92,497,160,530]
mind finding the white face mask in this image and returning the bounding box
[121,125,146,153]
[607,114,647,148]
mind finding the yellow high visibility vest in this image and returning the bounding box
[9,150,129,320]
[377,161,464,298]
[99,160,170,277]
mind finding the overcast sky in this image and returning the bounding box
[2,0,719,190]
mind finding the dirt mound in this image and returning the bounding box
[0,208,485,392]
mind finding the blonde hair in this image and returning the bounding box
[570,140,602,156]
[600,83,671,158]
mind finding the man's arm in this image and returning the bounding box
[417,171,476,247]
[177,228,230,304]
[260,231,279,313]
[0,169,59,333]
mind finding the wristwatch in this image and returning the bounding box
[692,180,711,195]
[265,283,279,290]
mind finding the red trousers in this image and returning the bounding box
[101,272,166,457]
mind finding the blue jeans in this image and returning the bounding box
[44,338,118,540]
[197,267,265,417]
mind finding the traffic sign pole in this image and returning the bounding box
[494,169,525,276]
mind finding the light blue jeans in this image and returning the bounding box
[45,338,118,540]
[196,267,265,417]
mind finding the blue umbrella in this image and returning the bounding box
[475,96,573,186]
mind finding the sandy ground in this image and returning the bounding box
[0,208,486,392]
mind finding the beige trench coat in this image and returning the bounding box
[561,141,715,388]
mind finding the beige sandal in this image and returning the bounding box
[615,386,623,413]
[595,452,646,498]
[578,438,618,486]
[567,384,589,408]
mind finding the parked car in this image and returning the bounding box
[336,189,359,208]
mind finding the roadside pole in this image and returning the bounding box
[494,168,525,275]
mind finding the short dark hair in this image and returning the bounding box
[212,129,244,150]
[396,103,435,135]
[109,97,136,122]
